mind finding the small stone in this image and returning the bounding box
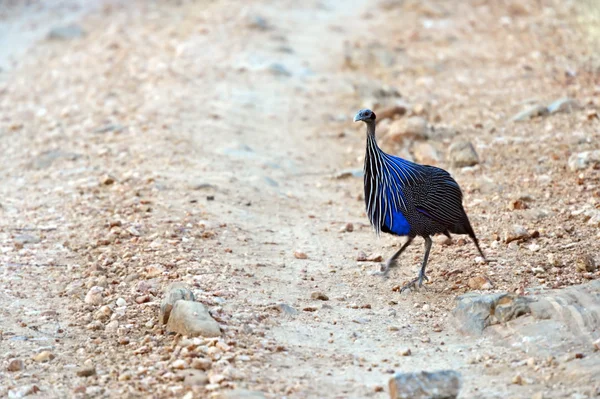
[399,348,412,356]
[512,374,523,385]
[116,297,127,307]
[412,142,440,165]
[341,223,354,232]
[118,337,130,345]
[504,225,529,243]
[508,199,527,210]
[171,359,188,370]
[311,292,329,301]
[547,98,579,114]
[568,150,600,171]
[47,24,85,40]
[389,370,461,399]
[191,358,212,371]
[467,276,493,290]
[76,366,96,377]
[100,174,115,185]
[593,338,600,351]
[13,234,41,245]
[94,305,112,321]
[511,104,548,121]
[269,63,292,77]
[166,300,221,337]
[448,141,479,167]
[33,351,55,363]
[135,295,150,304]
[160,283,195,324]
[532,267,545,275]
[422,304,430,312]
[294,251,308,259]
[145,264,164,277]
[576,255,596,273]
[274,303,298,316]
[84,286,104,305]
[532,392,544,399]
[303,306,318,312]
[8,385,40,398]
[7,358,24,372]
[183,369,209,386]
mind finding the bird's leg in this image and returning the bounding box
[372,237,413,278]
[400,236,432,293]
[471,235,486,261]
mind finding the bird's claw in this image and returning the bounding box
[399,274,429,293]
[370,259,396,279]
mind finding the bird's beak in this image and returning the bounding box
[353,114,361,122]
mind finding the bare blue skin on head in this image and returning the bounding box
[354,108,485,292]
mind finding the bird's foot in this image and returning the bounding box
[370,259,397,278]
[399,273,429,293]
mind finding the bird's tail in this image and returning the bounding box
[450,217,486,260]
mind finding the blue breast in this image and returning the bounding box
[383,210,412,236]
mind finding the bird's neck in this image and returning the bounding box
[364,122,383,175]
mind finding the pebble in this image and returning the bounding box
[399,348,412,356]
[511,104,548,121]
[47,24,85,40]
[33,351,55,363]
[293,251,308,259]
[412,142,440,165]
[171,359,188,370]
[512,374,523,385]
[568,150,600,171]
[76,366,96,377]
[547,97,579,114]
[191,358,212,371]
[341,223,354,232]
[389,370,460,399]
[116,297,127,307]
[504,225,529,243]
[311,292,329,301]
[160,283,195,324]
[593,338,600,351]
[467,276,493,290]
[531,393,544,399]
[576,255,596,273]
[7,358,24,372]
[166,300,221,337]
[448,141,479,167]
[8,385,40,398]
[94,305,112,321]
[84,286,104,305]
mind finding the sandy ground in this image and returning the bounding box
[1,0,599,398]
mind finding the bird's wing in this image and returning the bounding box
[412,165,466,226]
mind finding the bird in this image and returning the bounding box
[353,108,485,292]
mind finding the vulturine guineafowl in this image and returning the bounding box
[354,109,485,292]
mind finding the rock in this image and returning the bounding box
[33,351,55,363]
[94,305,112,321]
[7,358,24,372]
[388,370,461,399]
[84,286,104,305]
[503,225,529,243]
[293,251,308,259]
[399,348,412,356]
[532,393,544,399]
[166,300,221,337]
[452,292,532,335]
[219,390,267,399]
[467,276,493,290]
[100,174,115,185]
[568,150,600,171]
[182,369,209,386]
[160,283,195,324]
[13,234,41,245]
[47,24,85,40]
[269,63,292,77]
[273,303,298,316]
[246,15,270,31]
[7,385,40,398]
[191,358,212,371]
[448,141,479,167]
[171,359,188,370]
[76,366,96,377]
[576,255,596,272]
[412,142,440,165]
[341,223,354,232]
[511,104,548,121]
[547,98,579,114]
[512,374,523,385]
[145,263,165,277]
[507,199,527,210]
[311,292,329,301]
[386,116,428,143]
[116,297,127,307]
[593,338,600,351]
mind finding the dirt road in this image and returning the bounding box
[1,0,599,398]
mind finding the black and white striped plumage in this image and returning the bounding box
[354,108,485,291]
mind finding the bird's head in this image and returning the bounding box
[353,109,376,123]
